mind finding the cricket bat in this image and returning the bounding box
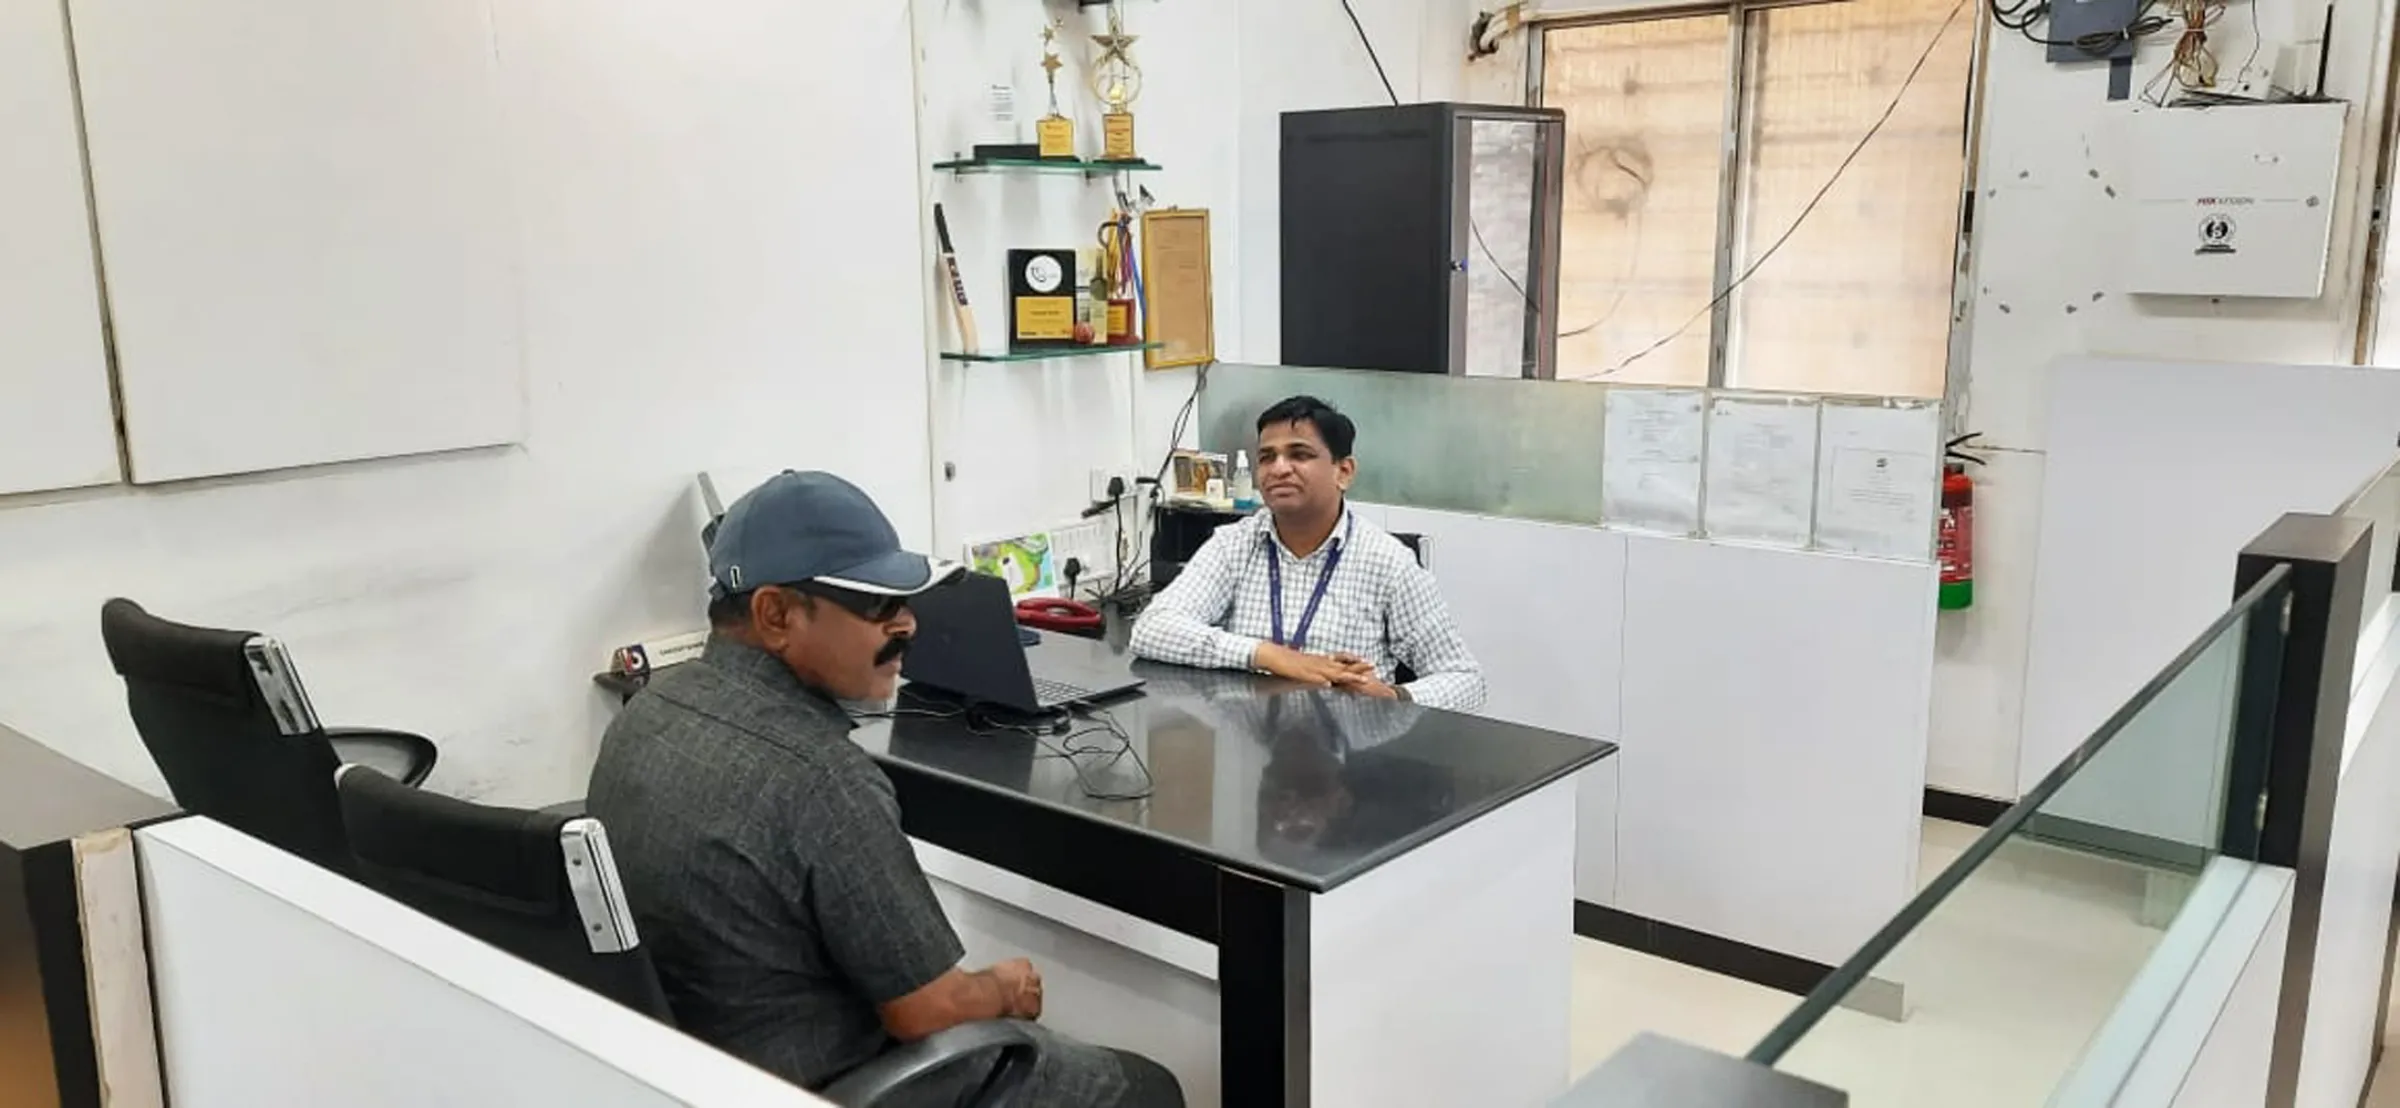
[933,203,979,354]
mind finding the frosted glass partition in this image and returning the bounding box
[1200,362,1609,523]
[1749,565,2292,1106]
[1198,362,1941,560]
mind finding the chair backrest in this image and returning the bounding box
[99,598,352,872]
[1388,534,1431,685]
[333,765,673,1022]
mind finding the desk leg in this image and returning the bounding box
[1219,870,1310,1107]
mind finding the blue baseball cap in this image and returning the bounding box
[707,471,961,600]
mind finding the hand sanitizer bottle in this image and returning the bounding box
[1232,450,1260,510]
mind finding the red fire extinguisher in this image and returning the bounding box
[1940,434,1986,611]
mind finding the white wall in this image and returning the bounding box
[0,0,1525,805]
[928,0,1485,555]
[1456,1,2400,799]
[2019,358,2400,795]
[1936,0,2400,798]
[0,0,117,496]
[911,0,1238,557]
[0,0,936,805]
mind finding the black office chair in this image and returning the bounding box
[334,764,674,1019]
[1391,533,1431,686]
[99,598,438,872]
[380,783,1045,1107]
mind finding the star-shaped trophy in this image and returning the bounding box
[1089,2,1144,162]
[1036,23,1075,159]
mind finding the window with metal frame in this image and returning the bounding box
[1535,0,1975,397]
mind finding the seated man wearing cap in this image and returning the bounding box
[588,472,1183,1108]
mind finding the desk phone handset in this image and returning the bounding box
[1015,596,1104,636]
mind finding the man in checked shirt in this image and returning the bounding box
[1131,396,1487,712]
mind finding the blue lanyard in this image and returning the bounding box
[1267,514,1354,651]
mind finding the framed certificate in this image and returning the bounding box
[1139,208,1215,370]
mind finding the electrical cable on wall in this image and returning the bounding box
[1338,0,1400,103]
[1991,0,2172,57]
[1601,0,1971,378]
[1337,0,1540,314]
[1120,360,1214,601]
[2138,0,2231,104]
[1991,0,2249,105]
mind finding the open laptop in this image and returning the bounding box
[904,572,1143,713]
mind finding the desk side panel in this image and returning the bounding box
[926,860,1225,1108]
[1309,778,1577,1108]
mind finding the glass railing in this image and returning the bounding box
[1742,563,2293,1106]
[2335,457,2400,687]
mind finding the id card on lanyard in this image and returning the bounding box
[1267,514,1355,651]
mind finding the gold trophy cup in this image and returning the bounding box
[1090,3,1143,162]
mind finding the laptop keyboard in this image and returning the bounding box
[1031,676,1096,705]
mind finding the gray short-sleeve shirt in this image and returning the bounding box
[587,638,964,1088]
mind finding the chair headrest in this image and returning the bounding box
[99,598,260,697]
[336,765,575,909]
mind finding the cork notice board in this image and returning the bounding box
[1139,208,1214,370]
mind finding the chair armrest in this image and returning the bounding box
[820,1019,1046,1108]
[324,727,439,787]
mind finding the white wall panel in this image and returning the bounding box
[0,0,117,494]
[1383,506,1625,740]
[139,819,824,1107]
[1618,536,1935,964]
[2020,358,2400,792]
[2295,627,2400,1108]
[72,0,524,482]
[0,0,938,806]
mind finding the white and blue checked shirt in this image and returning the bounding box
[1130,506,1487,712]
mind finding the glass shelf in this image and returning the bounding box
[933,157,1164,177]
[941,342,1159,364]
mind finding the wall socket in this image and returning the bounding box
[1088,467,1139,503]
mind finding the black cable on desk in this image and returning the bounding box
[1042,706,1154,803]
[853,699,1154,803]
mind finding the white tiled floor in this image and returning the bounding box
[1564,819,2249,1106]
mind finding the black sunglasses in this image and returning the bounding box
[788,581,911,624]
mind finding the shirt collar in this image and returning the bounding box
[700,635,855,731]
[1265,502,1355,562]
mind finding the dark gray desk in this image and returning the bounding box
[854,634,1613,1108]
[596,632,1613,1106]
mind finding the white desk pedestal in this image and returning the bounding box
[921,779,1577,1108]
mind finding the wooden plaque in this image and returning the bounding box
[1139,208,1215,370]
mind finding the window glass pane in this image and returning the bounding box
[1540,16,1730,386]
[1726,0,1972,398]
[1465,117,1544,379]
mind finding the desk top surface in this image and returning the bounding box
[849,634,1614,893]
[0,722,176,850]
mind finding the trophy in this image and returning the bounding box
[1089,2,1143,162]
[1037,24,1075,160]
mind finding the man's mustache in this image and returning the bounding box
[876,635,913,666]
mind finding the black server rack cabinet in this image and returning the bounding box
[1280,102,1566,380]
